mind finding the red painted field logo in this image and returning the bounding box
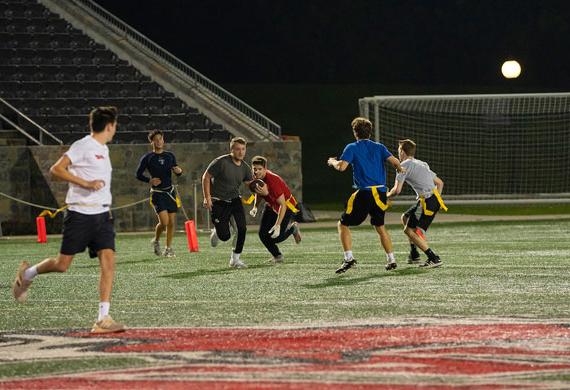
[1,321,570,388]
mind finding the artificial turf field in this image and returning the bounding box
[1,219,570,388]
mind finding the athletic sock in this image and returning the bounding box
[23,265,38,281]
[410,243,419,255]
[386,252,396,263]
[232,252,241,261]
[343,250,353,261]
[98,302,110,321]
[424,248,437,260]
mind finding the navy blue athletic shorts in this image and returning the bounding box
[60,210,115,258]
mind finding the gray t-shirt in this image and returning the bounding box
[396,158,437,199]
[206,154,252,201]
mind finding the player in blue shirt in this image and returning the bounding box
[328,117,405,274]
[136,130,183,258]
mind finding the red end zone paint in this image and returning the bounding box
[0,379,528,390]
[2,323,569,388]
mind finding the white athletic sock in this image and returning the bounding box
[386,252,396,263]
[232,252,240,261]
[98,302,110,321]
[344,250,353,260]
[23,265,38,281]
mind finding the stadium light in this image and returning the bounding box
[501,60,522,79]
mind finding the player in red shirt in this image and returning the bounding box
[250,156,302,262]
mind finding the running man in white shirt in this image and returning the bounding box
[387,139,446,268]
[12,106,126,333]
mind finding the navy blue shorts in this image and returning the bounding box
[60,210,115,258]
[151,189,178,214]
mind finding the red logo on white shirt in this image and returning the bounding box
[95,155,105,160]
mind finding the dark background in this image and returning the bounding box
[94,0,570,204]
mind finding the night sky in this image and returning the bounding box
[92,0,570,202]
[94,0,570,87]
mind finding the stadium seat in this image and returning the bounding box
[210,129,231,141]
[0,0,224,144]
[186,113,207,129]
[173,130,194,143]
[1,38,19,49]
[0,81,20,98]
[192,129,211,142]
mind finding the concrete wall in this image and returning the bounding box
[0,141,302,235]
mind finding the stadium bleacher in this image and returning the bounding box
[0,0,231,144]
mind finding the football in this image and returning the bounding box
[248,179,265,193]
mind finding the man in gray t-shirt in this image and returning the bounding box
[396,158,438,200]
[202,137,253,268]
[387,139,446,268]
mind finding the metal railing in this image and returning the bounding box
[0,98,63,145]
[71,0,282,139]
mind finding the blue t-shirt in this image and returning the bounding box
[135,151,178,189]
[339,139,392,191]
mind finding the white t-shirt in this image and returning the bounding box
[64,135,112,215]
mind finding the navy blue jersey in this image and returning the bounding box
[135,151,178,189]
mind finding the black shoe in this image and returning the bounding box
[407,253,421,264]
[419,257,443,268]
[385,262,397,271]
[335,259,357,274]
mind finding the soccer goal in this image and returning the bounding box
[359,93,570,203]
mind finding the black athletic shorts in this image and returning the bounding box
[340,189,387,227]
[151,188,178,214]
[404,195,441,231]
[60,210,115,258]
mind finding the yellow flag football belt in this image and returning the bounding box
[285,195,299,213]
[346,185,388,214]
[150,186,181,208]
[243,194,299,213]
[38,202,112,218]
[38,205,68,218]
[419,188,448,216]
[242,194,255,205]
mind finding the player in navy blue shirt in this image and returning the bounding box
[328,117,405,274]
[136,130,183,258]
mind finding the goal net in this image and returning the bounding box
[359,93,570,202]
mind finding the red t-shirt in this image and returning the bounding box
[261,170,296,213]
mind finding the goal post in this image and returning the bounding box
[359,93,570,203]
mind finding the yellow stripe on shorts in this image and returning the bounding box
[345,190,359,214]
[420,188,448,216]
[369,186,389,211]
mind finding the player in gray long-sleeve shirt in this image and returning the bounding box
[387,139,447,268]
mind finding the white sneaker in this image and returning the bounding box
[210,229,219,247]
[91,315,126,334]
[151,239,161,256]
[13,261,32,303]
[271,255,284,264]
[291,222,302,244]
[229,256,247,269]
[163,247,176,258]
